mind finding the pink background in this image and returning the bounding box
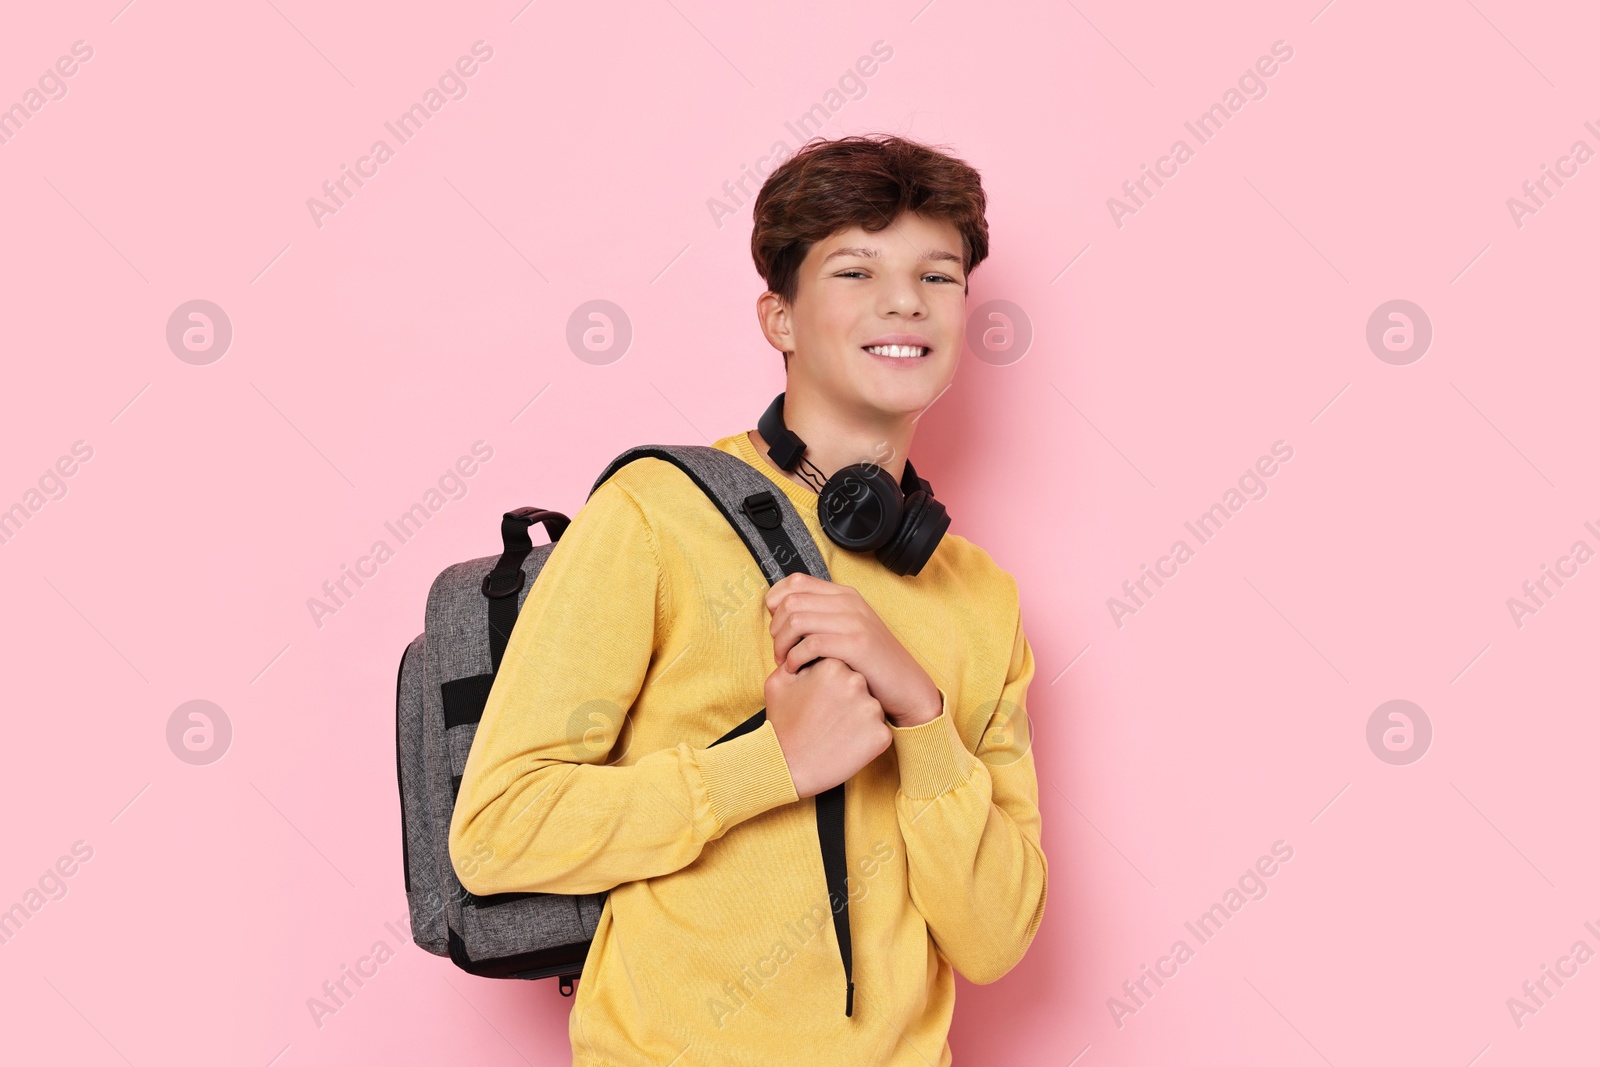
[2,1,1596,1063]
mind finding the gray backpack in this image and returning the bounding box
[396,444,860,1015]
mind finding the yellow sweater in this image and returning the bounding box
[449,430,1047,1067]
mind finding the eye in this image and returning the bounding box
[923,273,958,284]
[837,269,869,278]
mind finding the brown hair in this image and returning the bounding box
[750,134,990,316]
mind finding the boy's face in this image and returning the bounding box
[762,211,966,428]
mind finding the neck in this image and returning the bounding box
[751,390,916,494]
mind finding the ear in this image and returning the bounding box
[756,290,795,356]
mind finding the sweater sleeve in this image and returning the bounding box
[448,476,799,898]
[887,600,1048,985]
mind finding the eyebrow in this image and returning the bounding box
[821,245,964,266]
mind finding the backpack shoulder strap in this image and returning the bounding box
[588,441,857,1017]
[589,443,831,585]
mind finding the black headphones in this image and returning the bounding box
[756,392,951,577]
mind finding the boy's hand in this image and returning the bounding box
[765,572,942,728]
[764,658,891,799]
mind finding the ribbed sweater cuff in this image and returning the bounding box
[698,720,800,832]
[891,687,978,799]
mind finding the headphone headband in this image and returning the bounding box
[757,392,807,471]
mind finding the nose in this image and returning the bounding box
[879,274,928,318]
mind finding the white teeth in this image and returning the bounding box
[865,345,928,358]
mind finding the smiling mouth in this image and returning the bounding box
[864,344,930,358]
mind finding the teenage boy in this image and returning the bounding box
[451,134,1046,1066]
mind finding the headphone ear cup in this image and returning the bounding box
[819,464,903,552]
[876,491,950,577]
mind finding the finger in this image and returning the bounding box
[768,592,843,628]
[784,634,830,673]
[770,608,817,664]
[771,609,853,663]
[770,610,821,665]
[773,602,862,643]
[764,572,833,611]
[763,573,807,611]
[770,595,854,638]
[786,633,859,675]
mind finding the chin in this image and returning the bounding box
[855,371,949,416]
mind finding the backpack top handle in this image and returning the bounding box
[482,507,571,600]
[483,507,571,672]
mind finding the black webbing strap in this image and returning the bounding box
[484,508,570,673]
[711,708,767,746]
[738,490,809,578]
[816,781,853,1016]
[738,488,856,1017]
[476,508,573,921]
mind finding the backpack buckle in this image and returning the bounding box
[481,568,525,599]
[741,490,782,530]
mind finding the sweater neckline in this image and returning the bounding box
[721,430,821,515]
